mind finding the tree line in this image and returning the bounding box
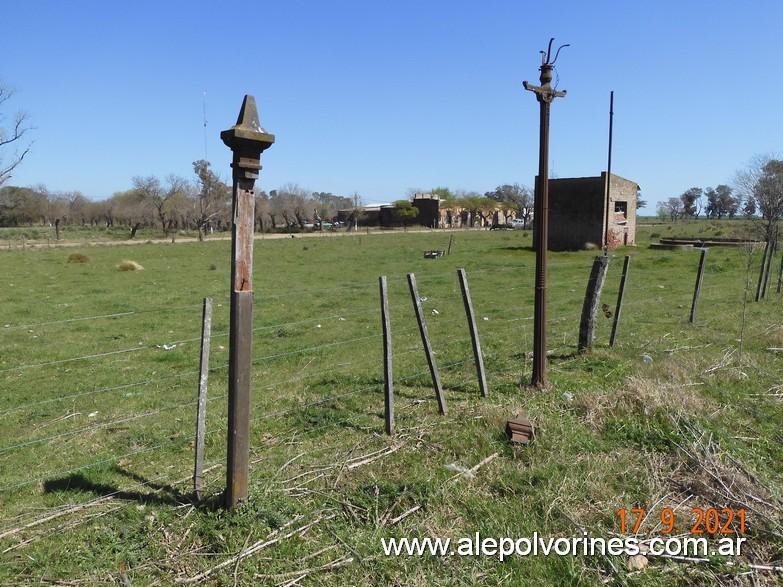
[655,155,783,250]
[0,161,368,239]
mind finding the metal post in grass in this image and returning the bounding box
[457,269,488,397]
[407,273,446,415]
[690,247,708,323]
[221,95,275,509]
[194,297,213,500]
[523,38,568,387]
[379,276,394,435]
[578,255,609,353]
[609,255,630,347]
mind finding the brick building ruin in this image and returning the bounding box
[539,172,639,251]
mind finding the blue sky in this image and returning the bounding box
[3,1,781,211]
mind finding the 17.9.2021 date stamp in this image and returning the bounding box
[617,507,746,535]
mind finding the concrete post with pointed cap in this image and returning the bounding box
[221,95,274,508]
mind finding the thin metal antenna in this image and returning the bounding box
[603,91,614,256]
[202,91,208,161]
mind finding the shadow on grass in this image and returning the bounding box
[42,466,189,506]
[500,246,535,252]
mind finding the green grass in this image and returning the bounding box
[1,228,782,585]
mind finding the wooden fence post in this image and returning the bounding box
[379,276,394,435]
[690,247,708,323]
[457,269,488,397]
[578,256,610,353]
[777,248,783,293]
[407,273,446,414]
[221,95,275,508]
[194,297,213,500]
[762,239,777,299]
[609,256,630,347]
[755,242,768,302]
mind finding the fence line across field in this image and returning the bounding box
[0,352,525,537]
[1,248,779,516]
[0,318,478,420]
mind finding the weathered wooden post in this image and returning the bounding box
[221,95,275,508]
[609,255,630,347]
[407,273,447,415]
[578,255,609,353]
[457,269,488,397]
[379,276,394,435]
[193,297,213,500]
[690,247,708,323]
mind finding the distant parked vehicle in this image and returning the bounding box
[508,218,527,230]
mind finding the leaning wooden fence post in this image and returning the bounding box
[609,256,630,347]
[379,276,394,435]
[457,269,488,397]
[777,247,783,294]
[407,273,447,414]
[194,297,213,500]
[755,242,768,302]
[761,239,777,299]
[578,256,610,353]
[221,95,275,509]
[690,247,708,323]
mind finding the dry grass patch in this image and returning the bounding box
[67,252,91,263]
[117,260,144,271]
[573,375,712,430]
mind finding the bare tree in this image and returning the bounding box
[276,183,312,227]
[735,155,783,301]
[485,183,534,228]
[735,155,783,244]
[0,80,32,186]
[132,175,187,235]
[660,196,684,222]
[346,192,365,230]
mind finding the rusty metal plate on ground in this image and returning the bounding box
[506,412,535,445]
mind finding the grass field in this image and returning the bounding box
[1,223,782,585]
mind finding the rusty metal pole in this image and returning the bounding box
[221,95,275,508]
[523,39,567,388]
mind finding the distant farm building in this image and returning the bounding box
[337,194,517,229]
[539,172,639,251]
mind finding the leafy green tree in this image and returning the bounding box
[679,187,703,217]
[705,184,738,219]
[313,191,352,221]
[391,199,418,227]
[0,185,46,225]
[743,196,757,217]
[191,160,230,240]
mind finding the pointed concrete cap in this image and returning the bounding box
[221,95,275,154]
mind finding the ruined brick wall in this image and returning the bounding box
[605,173,638,248]
[538,173,638,251]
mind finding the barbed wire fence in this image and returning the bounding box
[1,247,780,549]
